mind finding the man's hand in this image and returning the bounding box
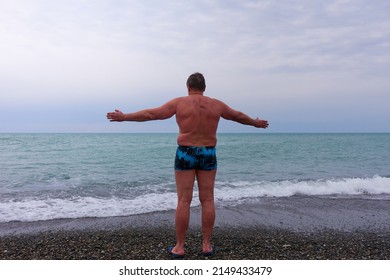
[106,109,126,122]
[255,118,269,129]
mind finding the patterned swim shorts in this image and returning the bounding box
[174,145,217,171]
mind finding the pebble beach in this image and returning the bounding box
[1,226,389,260]
[1,196,389,260]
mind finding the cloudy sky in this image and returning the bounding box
[1,0,389,133]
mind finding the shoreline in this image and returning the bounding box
[2,196,390,236]
[1,196,389,259]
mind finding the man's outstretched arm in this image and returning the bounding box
[107,99,179,122]
[220,102,269,128]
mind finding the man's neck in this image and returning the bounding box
[188,89,204,96]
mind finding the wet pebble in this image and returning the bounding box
[0,227,389,260]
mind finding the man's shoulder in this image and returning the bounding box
[208,97,225,106]
[200,95,223,103]
[166,96,185,105]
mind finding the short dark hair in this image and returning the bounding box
[186,72,206,91]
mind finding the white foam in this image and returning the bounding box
[0,192,178,222]
[0,176,389,222]
[215,175,390,202]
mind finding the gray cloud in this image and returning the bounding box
[1,0,389,132]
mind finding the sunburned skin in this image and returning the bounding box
[107,89,268,147]
[107,73,269,257]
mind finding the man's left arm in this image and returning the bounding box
[107,98,179,122]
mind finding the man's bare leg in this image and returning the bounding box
[196,169,217,253]
[171,170,196,256]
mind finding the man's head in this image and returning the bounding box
[186,72,206,92]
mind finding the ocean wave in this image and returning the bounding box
[215,175,390,201]
[0,176,389,222]
[0,192,179,223]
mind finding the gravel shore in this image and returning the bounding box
[1,226,389,260]
[1,196,389,260]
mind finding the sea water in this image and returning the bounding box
[0,133,389,222]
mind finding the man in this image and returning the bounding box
[107,72,269,257]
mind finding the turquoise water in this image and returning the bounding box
[1,133,389,222]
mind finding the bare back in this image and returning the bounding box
[175,95,223,147]
[107,89,268,145]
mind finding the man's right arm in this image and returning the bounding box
[220,101,269,128]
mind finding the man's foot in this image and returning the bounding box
[202,246,216,257]
[166,246,185,258]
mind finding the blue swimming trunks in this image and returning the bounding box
[174,145,217,171]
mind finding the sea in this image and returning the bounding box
[0,133,389,223]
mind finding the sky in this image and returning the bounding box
[1,0,389,133]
